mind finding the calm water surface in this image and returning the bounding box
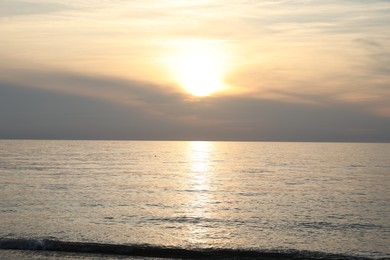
[0,140,389,259]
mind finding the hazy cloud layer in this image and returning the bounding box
[1,70,389,141]
[0,0,70,17]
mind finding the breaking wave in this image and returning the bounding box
[0,238,387,259]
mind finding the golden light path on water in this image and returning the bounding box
[186,141,213,245]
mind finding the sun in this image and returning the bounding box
[168,40,230,97]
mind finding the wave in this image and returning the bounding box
[0,238,387,259]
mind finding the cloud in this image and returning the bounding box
[0,68,187,116]
[0,0,70,17]
[355,38,383,50]
[0,80,188,140]
[1,70,389,142]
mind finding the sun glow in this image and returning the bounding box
[169,40,230,97]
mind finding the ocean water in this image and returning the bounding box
[0,140,389,259]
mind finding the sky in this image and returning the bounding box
[0,0,389,142]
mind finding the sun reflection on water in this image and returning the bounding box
[189,141,212,190]
[185,141,214,245]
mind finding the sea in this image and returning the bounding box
[0,140,389,259]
